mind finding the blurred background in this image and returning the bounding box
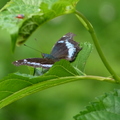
[0,0,120,120]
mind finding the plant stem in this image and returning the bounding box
[75,10,120,83]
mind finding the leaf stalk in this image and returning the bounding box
[75,10,120,83]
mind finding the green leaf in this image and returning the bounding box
[74,89,120,120]
[0,60,80,109]
[0,59,115,109]
[45,59,79,76]
[0,0,79,51]
[0,41,93,108]
[72,42,93,74]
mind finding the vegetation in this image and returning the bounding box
[0,0,120,120]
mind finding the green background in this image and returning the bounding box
[0,0,120,120]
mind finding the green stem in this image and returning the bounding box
[0,75,115,109]
[75,10,120,83]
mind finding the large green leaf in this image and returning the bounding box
[74,89,120,120]
[0,0,79,51]
[0,43,94,109]
[0,57,115,109]
[0,60,80,109]
[0,42,102,109]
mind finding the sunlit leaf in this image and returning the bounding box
[0,0,79,51]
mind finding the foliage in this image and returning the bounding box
[0,42,93,109]
[0,0,79,51]
[74,89,120,120]
[0,0,120,120]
